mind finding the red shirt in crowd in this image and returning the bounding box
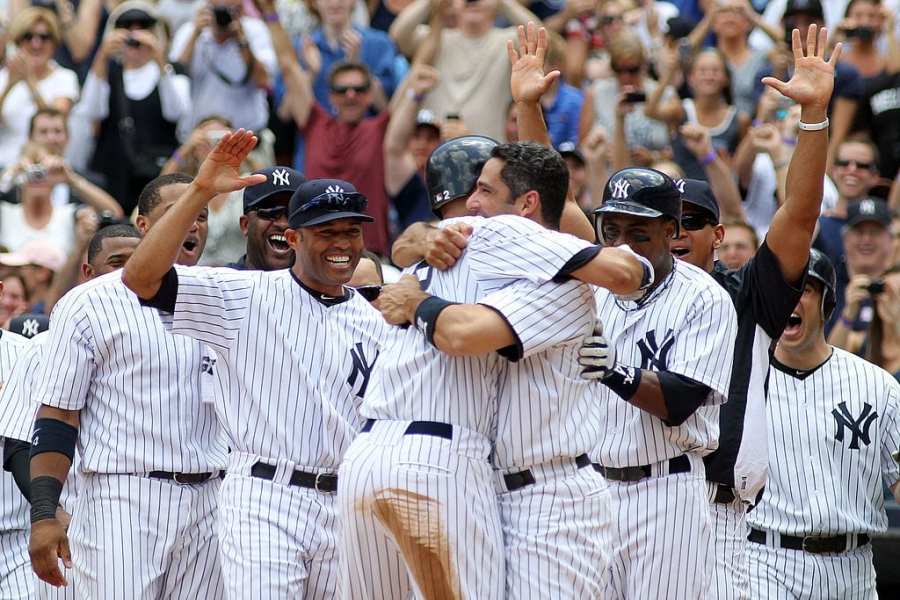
[302,104,391,255]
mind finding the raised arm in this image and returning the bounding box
[259,2,316,129]
[680,123,746,221]
[498,0,542,29]
[384,64,439,196]
[121,130,266,299]
[763,25,841,283]
[389,0,432,57]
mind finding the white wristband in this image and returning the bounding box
[798,118,829,131]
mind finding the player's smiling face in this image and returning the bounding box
[243,193,294,271]
[287,218,365,295]
[779,281,825,352]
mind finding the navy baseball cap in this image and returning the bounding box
[8,314,49,339]
[288,179,374,229]
[676,178,720,223]
[242,166,305,213]
[846,198,891,229]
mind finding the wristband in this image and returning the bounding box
[602,365,642,401]
[700,150,717,166]
[798,118,829,131]
[406,88,426,103]
[30,418,78,462]
[413,296,458,345]
[751,119,762,127]
[30,476,63,523]
[263,12,280,23]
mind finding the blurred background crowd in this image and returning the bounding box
[0,0,899,380]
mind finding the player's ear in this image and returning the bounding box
[712,224,725,250]
[284,228,300,248]
[518,190,540,220]
[135,215,149,236]
[239,214,249,238]
[81,263,94,280]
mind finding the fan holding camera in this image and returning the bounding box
[832,0,894,80]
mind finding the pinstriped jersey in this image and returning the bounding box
[0,329,30,532]
[361,215,594,436]
[35,272,228,474]
[748,347,900,535]
[158,266,390,470]
[591,259,738,467]
[479,278,599,468]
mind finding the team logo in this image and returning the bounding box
[272,168,291,187]
[325,184,345,195]
[858,198,876,215]
[21,318,40,337]
[435,190,451,203]
[200,355,217,376]
[675,178,686,194]
[611,180,631,200]
[347,343,379,398]
[832,401,878,450]
[637,328,676,371]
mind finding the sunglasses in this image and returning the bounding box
[681,213,717,231]
[19,31,53,43]
[331,84,370,95]
[296,191,368,214]
[353,285,382,302]
[834,159,875,170]
[613,64,642,75]
[252,206,289,220]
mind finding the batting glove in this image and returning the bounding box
[578,324,616,381]
[614,244,655,302]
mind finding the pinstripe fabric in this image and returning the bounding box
[747,542,877,599]
[338,421,504,600]
[707,491,750,600]
[0,530,33,599]
[69,473,223,599]
[602,456,713,599]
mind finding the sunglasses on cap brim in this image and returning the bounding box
[295,191,368,215]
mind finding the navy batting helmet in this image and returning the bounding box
[594,168,682,239]
[807,248,837,319]
[426,135,498,216]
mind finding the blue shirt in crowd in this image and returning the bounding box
[545,82,584,149]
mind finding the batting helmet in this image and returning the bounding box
[594,168,682,239]
[426,135,499,216]
[807,248,836,319]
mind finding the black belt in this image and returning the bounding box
[592,454,691,482]
[503,454,591,492]
[250,462,337,493]
[361,419,453,440]
[748,528,870,554]
[713,484,736,504]
[146,470,222,485]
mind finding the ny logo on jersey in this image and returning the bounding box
[832,402,878,450]
[272,168,291,186]
[611,180,631,200]
[347,343,379,398]
[21,318,40,337]
[200,355,217,376]
[637,329,676,371]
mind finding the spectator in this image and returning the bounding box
[563,0,629,86]
[389,0,541,141]
[861,264,900,380]
[0,7,79,168]
[854,25,900,178]
[719,218,759,269]
[383,64,442,233]
[0,271,29,328]
[278,0,371,36]
[558,141,589,207]
[170,0,276,133]
[0,238,65,314]
[827,198,893,339]
[834,0,892,80]
[539,34,583,148]
[158,0,206,33]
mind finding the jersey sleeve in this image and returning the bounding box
[35,292,96,411]
[478,279,595,361]
[143,266,256,353]
[739,240,805,340]
[880,380,900,489]
[466,215,595,284]
[0,343,41,442]
[664,286,737,401]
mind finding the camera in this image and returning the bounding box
[213,6,234,28]
[125,36,142,48]
[24,164,47,183]
[867,280,885,296]
[623,91,647,104]
[845,27,875,43]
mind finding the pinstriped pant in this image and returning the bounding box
[601,455,713,599]
[0,530,33,599]
[495,462,611,599]
[707,489,750,600]
[338,420,505,600]
[68,473,223,599]
[747,538,877,599]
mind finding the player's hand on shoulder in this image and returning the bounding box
[424,223,471,271]
[373,274,427,325]
[29,517,71,587]
[579,323,616,380]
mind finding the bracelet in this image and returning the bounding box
[700,150,717,166]
[798,117,829,131]
[406,88,425,103]
[751,118,762,127]
[172,149,186,165]
[263,12,280,23]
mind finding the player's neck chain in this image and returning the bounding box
[615,259,677,313]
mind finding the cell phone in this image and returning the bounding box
[867,280,885,296]
[844,27,875,42]
[677,38,693,64]
[125,37,142,48]
[445,113,460,121]
[213,6,233,29]
[623,91,647,104]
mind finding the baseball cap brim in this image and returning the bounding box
[595,201,665,219]
[297,211,375,227]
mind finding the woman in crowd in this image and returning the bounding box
[834,0,897,80]
[0,8,79,169]
[0,271,29,328]
[862,265,900,381]
[79,1,190,215]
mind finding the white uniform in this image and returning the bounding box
[591,258,738,598]
[339,215,594,599]
[748,347,900,599]
[480,278,612,598]
[148,265,388,599]
[0,330,32,600]
[36,272,227,599]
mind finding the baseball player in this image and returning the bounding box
[667,26,843,600]
[578,167,738,598]
[122,131,389,599]
[0,326,32,599]
[339,139,651,599]
[27,174,227,597]
[2,225,142,600]
[747,250,900,598]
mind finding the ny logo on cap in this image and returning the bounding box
[272,169,291,187]
[675,179,686,193]
[859,199,876,214]
[611,180,631,200]
[325,184,345,194]
[21,318,40,337]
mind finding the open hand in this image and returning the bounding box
[761,25,841,110]
[508,22,560,105]
[193,129,267,194]
[301,36,322,75]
